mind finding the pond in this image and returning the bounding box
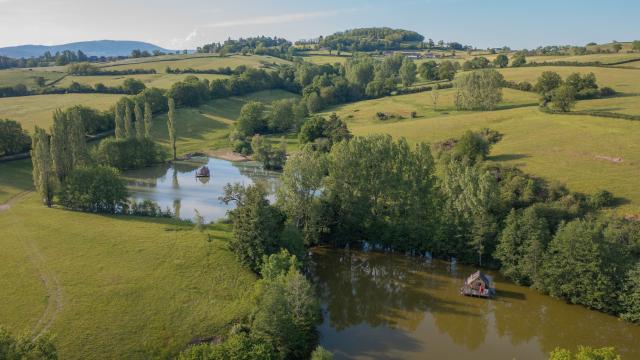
[311,248,640,360]
[124,157,281,222]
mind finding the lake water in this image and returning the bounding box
[124,157,281,222]
[311,248,640,360]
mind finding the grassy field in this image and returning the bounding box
[525,53,640,65]
[574,95,640,115]
[56,73,230,89]
[102,54,290,72]
[322,90,640,215]
[0,159,33,203]
[321,88,539,123]
[498,66,640,94]
[0,194,256,359]
[0,68,66,89]
[0,93,122,131]
[151,89,299,155]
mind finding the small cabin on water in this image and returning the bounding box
[196,166,210,178]
[460,271,495,298]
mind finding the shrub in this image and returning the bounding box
[59,166,128,213]
[0,326,57,360]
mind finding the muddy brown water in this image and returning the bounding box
[311,248,640,360]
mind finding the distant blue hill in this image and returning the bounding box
[0,40,173,58]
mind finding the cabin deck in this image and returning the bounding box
[460,285,495,298]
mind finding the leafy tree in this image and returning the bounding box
[633,40,640,52]
[311,346,334,360]
[620,262,640,322]
[539,219,629,312]
[298,114,351,150]
[612,43,623,53]
[59,166,128,213]
[399,56,417,87]
[454,69,504,111]
[237,101,267,137]
[252,261,321,359]
[144,101,153,138]
[452,130,491,163]
[167,97,177,160]
[124,103,134,138]
[94,137,165,170]
[268,99,296,133]
[251,135,287,170]
[50,109,73,183]
[324,135,440,249]
[439,159,500,262]
[221,184,286,272]
[551,84,577,112]
[134,102,145,140]
[437,61,457,81]
[114,105,125,139]
[418,61,438,81]
[35,76,46,87]
[535,71,563,102]
[305,92,323,114]
[277,147,328,245]
[177,332,279,360]
[0,326,57,360]
[0,119,30,156]
[31,127,55,207]
[494,207,550,285]
[493,54,509,68]
[511,54,526,67]
[122,78,146,95]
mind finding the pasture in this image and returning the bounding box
[0,68,66,89]
[101,54,290,72]
[0,193,255,359]
[322,90,640,215]
[151,89,299,155]
[56,73,230,89]
[498,66,640,93]
[0,93,121,131]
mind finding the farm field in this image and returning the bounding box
[0,193,255,359]
[0,93,121,131]
[101,54,290,72]
[323,92,640,215]
[498,66,640,94]
[526,53,640,65]
[0,68,66,88]
[301,55,349,65]
[56,73,230,89]
[574,95,640,115]
[151,89,299,154]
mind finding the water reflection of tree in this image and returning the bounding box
[173,198,181,219]
[312,249,483,345]
[173,160,201,174]
[233,162,281,194]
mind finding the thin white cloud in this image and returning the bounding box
[203,8,356,28]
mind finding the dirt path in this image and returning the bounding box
[3,192,64,340]
[0,191,31,213]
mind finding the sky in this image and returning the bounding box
[0,0,638,50]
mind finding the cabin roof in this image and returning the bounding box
[466,271,491,285]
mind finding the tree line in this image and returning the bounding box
[66,62,156,76]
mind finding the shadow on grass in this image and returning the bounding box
[488,154,530,162]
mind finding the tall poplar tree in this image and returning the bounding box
[31,127,54,207]
[124,103,134,138]
[50,109,72,183]
[167,98,177,160]
[69,109,88,166]
[134,102,144,139]
[144,101,153,138]
[114,105,125,139]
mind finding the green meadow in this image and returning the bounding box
[101,54,290,72]
[0,193,255,359]
[0,93,121,131]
